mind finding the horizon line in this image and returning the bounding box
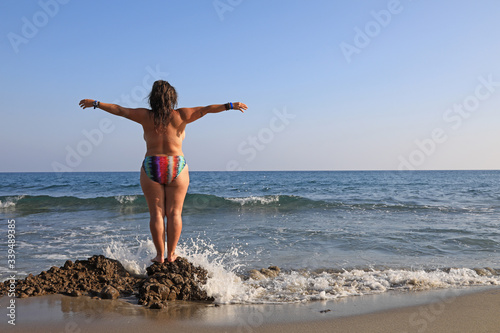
[1,169,500,173]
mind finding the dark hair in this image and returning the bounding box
[148,80,178,129]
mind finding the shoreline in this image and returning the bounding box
[1,286,499,332]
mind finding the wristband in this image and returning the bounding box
[224,103,231,111]
[230,102,233,110]
[93,100,100,109]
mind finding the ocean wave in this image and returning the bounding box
[198,265,500,304]
[39,184,71,190]
[239,267,500,303]
[0,193,488,215]
[0,193,322,215]
[185,194,485,213]
[99,239,500,304]
[179,241,500,303]
[0,194,148,214]
[0,195,25,209]
[226,195,282,205]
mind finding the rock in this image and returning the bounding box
[64,260,73,269]
[167,290,177,301]
[171,274,184,285]
[269,266,280,273]
[48,266,60,273]
[249,266,281,280]
[249,269,266,280]
[137,257,213,307]
[261,266,280,278]
[485,267,499,275]
[70,289,82,297]
[100,286,120,299]
[0,255,214,309]
[149,302,164,309]
[163,279,174,288]
[0,255,139,300]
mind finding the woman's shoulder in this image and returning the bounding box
[174,107,189,121]
[138,107,152,113]
[130,107,151,116]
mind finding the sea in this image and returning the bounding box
[1,170,499,304]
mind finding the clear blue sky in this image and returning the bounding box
[1,0,500,172]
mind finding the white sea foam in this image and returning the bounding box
[242,268,500,303]
[101,237,257,304]
[101,238,500,304]
[192,264,500,304]
[103,239,154,276]
[0,195,24,209]
[176,238,260,304]
[226,195,280,206]
[33,254,71,260]
[114,195,138,204]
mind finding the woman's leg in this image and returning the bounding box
[165,165,189,262]
[140,168,166,263]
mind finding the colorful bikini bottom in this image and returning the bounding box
[142,155,186,185]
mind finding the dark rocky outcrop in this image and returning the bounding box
[3,255,139,299]
[137,257,214,308]
[0,255,213,309]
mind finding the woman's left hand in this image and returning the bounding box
[233,102,248,113]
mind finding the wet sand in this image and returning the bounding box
[1,287,499,333]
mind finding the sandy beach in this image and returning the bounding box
[1,287,499,333]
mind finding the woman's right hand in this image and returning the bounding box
[79,99,95,109]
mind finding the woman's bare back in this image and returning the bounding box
[140,109,187,157]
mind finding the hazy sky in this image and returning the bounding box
[1,0,500,172]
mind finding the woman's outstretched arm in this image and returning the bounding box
[179,102,248,123]
[78,99,146,123]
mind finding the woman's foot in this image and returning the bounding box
[167,253,178,263]
[151,255,164,264]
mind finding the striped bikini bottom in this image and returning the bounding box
[142,155,186,185]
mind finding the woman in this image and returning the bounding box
[79,80,248,263]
